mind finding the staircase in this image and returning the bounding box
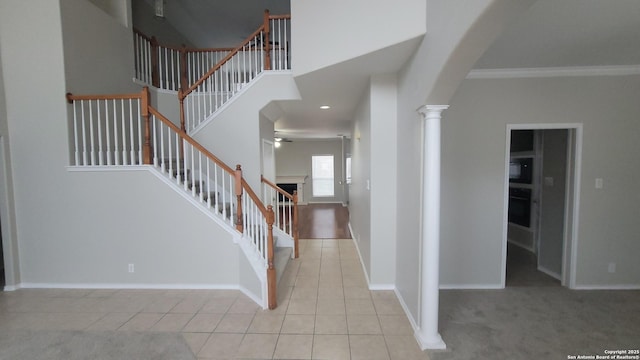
[64,11,296,310]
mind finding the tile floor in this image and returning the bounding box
[0,239,429,359]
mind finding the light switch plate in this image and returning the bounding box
[595,178,603,189]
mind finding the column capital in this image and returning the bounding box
[417,105,449,119]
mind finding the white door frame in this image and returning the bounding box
[501,123,583,288]
[0,136,17,290]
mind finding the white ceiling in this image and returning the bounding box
[154,0,640,140]
[474,0,640,69]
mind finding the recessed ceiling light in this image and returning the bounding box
[320,105,330,110]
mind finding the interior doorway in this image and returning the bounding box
[502,124,582,288]
[0,220,4,290]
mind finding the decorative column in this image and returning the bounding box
[417,105,449,350]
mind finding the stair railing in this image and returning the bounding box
[66,87,153,166]
[134,29,233,92]
[66,87,278,309]
[178,10,291,133]
[261,176,299,258]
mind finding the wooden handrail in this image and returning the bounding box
[180,24,266,99]
[269,14,291,20]
[266,204,276,309]
[261,175,293,200]
[148,106,235,174]
[241,178,269,216]
[66,91,144,103]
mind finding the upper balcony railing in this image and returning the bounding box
[133,11,291,112]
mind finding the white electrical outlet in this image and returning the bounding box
[128,263,135,273]
[608,263,616,273]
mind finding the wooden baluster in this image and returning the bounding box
[141,87,152,164]
[180,46,188,93]
[266,205,277,309]
[293,190,299,258]
[263,9,271,71]
[151,36,160,88]
[235,165,244,232]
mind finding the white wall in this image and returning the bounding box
[275,139,346,204]
[193,73,300,191]
[132,0,193,47]
[392,0,536,324]
[87,0,132,28]
[0,41,20,288]
[350,92,371,276]
[538,129,568,278]
[442,75,640,288]
[0,0,242,288]
[61,0,137,94]
[348,74,398,287]
[291,0,425,76]
[369,74,398,287]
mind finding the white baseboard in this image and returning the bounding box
[439,284,504,290]
[572,284,640,290]
[537,265,561,280]
[394,288,419,332]
[369,284,395,291]
[415,332,447,351]
[14,283,241,290]
[3,285,19,291]
[507,239,535,253]
[239,284,265,309]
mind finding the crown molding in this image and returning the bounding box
[467,65,640,79]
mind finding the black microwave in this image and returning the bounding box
[509,157,533,184]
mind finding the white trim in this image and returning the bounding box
[537,265,561,281]
[394,287,419,333]
[572,285,640,290]
[502,123,583,289]
[0,137,18,289]
[369,284,395,291]
[239,284,266,309]
[415,332,446,351]
[507,239,535,253]
[467,65,640,79]
[16,283,241,290]
[3,285,18,291]
[349,229,372,287]
[439,284,503,290]
[67,165,151,172]
[190,71,293,136]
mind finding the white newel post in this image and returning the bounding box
[417,105,449,350]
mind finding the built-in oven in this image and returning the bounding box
[508,187,531,228]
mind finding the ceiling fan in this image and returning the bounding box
[274,133,292,148]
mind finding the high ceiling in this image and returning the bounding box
[149,0,290,47]
[151,0,640,140]
[474,0,640,69]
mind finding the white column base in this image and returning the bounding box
[415,331,447,350]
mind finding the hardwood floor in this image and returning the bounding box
[297,203,351,239]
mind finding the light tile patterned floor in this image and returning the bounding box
[0,239,429,359]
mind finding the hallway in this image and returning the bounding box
[297,204,351,239]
